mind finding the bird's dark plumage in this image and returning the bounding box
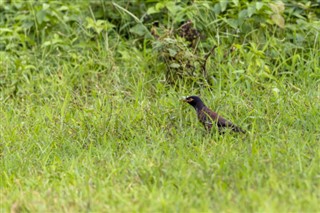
[183,96,245,133]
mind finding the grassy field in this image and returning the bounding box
[1,1,320,212]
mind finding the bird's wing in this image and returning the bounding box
[204,107,245,133]
[200,107,219,124]
[217,116,234,128]
[200,107,245,133]
[201,107,218,120]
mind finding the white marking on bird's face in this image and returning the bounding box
[186,97,194,102]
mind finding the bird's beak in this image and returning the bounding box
[181,97,193,102]
[181,96,188,102]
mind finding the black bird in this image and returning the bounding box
[183,96,245,133]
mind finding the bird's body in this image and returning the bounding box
[183,96,245,133]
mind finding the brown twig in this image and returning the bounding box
[223,45,236,59]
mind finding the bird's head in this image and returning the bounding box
[183,96,205,109]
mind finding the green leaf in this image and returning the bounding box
[213,3,221,14]
[256,2,264,10]
[271,14,285,28]
[223,18,238,29]
[165,2,181,15]
[168,48,177,57]
[232,0,239,7]
[0,28,13,33]
[247,6,256,17]
[130,23,147,36]
[170,63,180,68]
[219,0,228,12]
[147,6,158,15]
[42,3,50,10]
[269,1,285,14]
[36,10,47,24]
[155,2,165,11]
[238,9,248,19]
[163,38,176,44]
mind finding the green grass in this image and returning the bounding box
[1,42,319,212]
[1,3,320,211]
